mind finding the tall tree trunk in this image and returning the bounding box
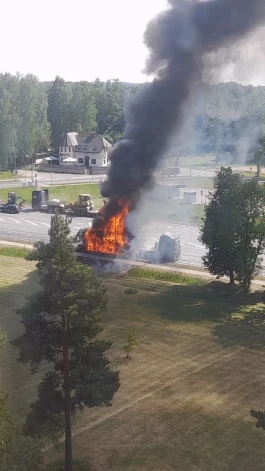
[257,161,260,178]
[63,315,73,471]
[229,269,234,285]
[64,387,72,471]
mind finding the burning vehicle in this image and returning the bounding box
[73,199,181,265]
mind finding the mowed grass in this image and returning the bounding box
[1,257,265,470]
[0,183,103,208]
[179,154,217,168]
[0,171,17,180]
[128,266,206,285]
[0,246,30,258]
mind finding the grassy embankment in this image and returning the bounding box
[1,255,265,470]
[0,171,17,180]
[0,247,29,258]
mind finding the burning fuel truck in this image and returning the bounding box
[73,228,181,264]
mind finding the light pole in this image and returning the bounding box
[31,157,34,183]
[23,152,29,186]
[14,155,17,180]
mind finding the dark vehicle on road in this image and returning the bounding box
[0,203,21,214]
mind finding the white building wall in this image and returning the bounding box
[73,149,109,167]
[59,145,76,164]
[59,146,109,167]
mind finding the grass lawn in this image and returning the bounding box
[1,257,265,470]
[0,246,29,258]
[0,183,103,209]
[160,176,214,190]
[179,155,217,168]
[0,171,17,180]
[150,200,205,225]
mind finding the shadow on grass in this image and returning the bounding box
[0,261,41,419]
[104,406,265,471]
[214,303,265,350]
[143,280,265,324]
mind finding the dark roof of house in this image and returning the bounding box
[62,132,112,153]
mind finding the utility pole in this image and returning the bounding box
[204,169,207,204]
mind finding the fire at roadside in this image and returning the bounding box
[74,200,181,268]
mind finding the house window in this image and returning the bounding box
[91,159,96,165]
[64,147,66,152]
[78,158,84,164]
[69,147,71,152]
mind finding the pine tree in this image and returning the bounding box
[122,330,139,359]
[12,214,120,471]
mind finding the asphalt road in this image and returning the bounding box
[0,208,205,268]
[0,167,216,189]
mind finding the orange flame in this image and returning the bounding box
[84,200,129,255]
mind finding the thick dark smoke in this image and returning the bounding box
[100,0,265,218]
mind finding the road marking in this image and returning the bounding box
[0,218,4,221]
[24,220,37,226]
[40,222,50,227]
[74,226,80,230]
[186,242,204,249]
[8,218,21,224]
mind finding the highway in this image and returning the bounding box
[0,209,205,268]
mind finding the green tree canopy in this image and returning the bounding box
[13,214,120,471]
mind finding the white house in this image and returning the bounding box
[59,132,112,168]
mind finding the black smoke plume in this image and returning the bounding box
[100,0,265,218]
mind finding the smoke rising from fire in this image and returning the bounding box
[99,0,265,218]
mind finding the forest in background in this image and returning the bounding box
[0,73,265,169]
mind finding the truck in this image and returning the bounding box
[0,192,25,214]
[31,190,99,218]
[73,227,181,264]
[137,233,181,264]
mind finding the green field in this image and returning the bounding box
[0,183,103,209]
[0,246,29,258]
[179,155,217,168]
[0,171,17,181]
[172,176,214,190]
[1,256,265,470]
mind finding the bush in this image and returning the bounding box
[124,287,138,294]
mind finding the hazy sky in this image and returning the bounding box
[0,0,167,83]
[1,0,264,84]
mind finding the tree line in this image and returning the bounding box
[1,74,265,170]
[0,74,139,170]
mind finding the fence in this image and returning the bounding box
[37,165,109,175]
[37,165,86,174]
